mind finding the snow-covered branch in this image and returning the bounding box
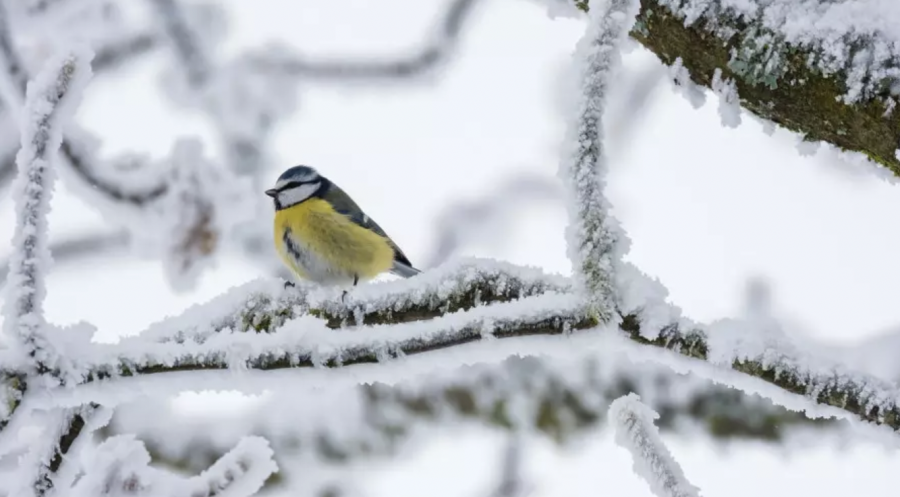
[68,435,277,497]
[9,406,94,497]
[2,49,92,376]
[610,394,701,497]
[559,0,638,322]
[572,0,900,177]
[23,256,890,438]
[0,3,169,208]
[101,354,828,478]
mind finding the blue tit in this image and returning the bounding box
[265,165,420,288]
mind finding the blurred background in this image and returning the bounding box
[1,0,900,495]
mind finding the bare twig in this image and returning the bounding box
[91,32,160,73]
[148,0,210,87]
[247,0,480,80]
[0,230,129,286]
[37,257,898,437]
[425,173,562,269]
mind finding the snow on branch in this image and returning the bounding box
[17,255,898,437]
[559,0,638,322]
[9,406,95,497]
[68,435,277,497]
[104,354,827,475]
[2,48,93,375]
[0,0,170,208]
[572,0,900,176]
[135,258,572,346]
[610,394,702,497]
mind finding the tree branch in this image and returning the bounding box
[559,0,638,322]
[574,0,900,177]
[21,257,893,436]
[2,49,93,376]
[247,0,480,81]
[66,433,277,497]
[610,394,701,497]
[11,406,93,497]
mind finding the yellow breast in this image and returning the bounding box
[274,199,396,281]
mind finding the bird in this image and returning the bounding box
[265,165,420,290]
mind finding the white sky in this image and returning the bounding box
[1,0,900,495]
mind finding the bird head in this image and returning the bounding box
[265,165,324,210]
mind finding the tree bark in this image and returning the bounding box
[578,0,900,176]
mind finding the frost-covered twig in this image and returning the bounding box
[68,435,277,497]
[559,0,638,322]
[249,0,479,81]
[9,406,94,497]
[2,49,92,375]
[0,2,169,207]
[610,394,701,497]
[26,255,898,435]
[136,258,571,346]
[79,292,589,381]
[104,353,827,475]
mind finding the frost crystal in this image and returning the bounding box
[559,0,639,322]
[668,57,706,109]
[711,68,740,128]
[610,393,702,497]
[656,0,900,103]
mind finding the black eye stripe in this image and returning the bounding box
[278,179,318,191]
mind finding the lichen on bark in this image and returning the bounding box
[576,0,900,176]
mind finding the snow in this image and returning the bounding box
[667,57,705,109]
[2,48,93,376]
[3,0,900,495]
[610,393,701,497]
[711,68,740,128]
[68,434,277,497]
[656,0,900,103]
[558,0,639,322]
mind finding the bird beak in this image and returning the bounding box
[264,189,278,198]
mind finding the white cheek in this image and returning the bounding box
[279,182,320,206]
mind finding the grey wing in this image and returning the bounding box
[322,183,417,270]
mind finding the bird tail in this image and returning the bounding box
[390,261,421,278]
